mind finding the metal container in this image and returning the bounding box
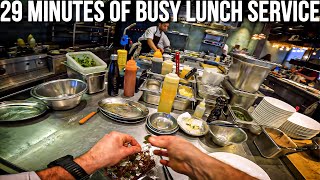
[228,58,271,93]
[0,100,48,122]
[142,91,191,111]
[31,79,87,110]
[226,105,256,125]
[223,80,264,110]
[148,112,179,132]
[254,127,298,158]
[208,120,248,147]
[64,62,106,94]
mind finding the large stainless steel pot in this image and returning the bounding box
[31,79,87,110]
[228,58,271,93]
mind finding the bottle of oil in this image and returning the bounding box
[108,54,120,96]
[158,73,180,113]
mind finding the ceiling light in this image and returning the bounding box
[313,52,317,55]
[289,28,293,30]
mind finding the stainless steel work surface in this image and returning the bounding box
[0,90,294,179]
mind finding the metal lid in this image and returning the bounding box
[110,54,118,61]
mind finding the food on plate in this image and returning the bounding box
[106,150,155,180]
[178,85,193,98]
[71,54,97,67]
[181,117,205,135]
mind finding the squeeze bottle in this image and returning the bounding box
[158,73,179,113]
[117,49,127,72]
[161,60,174,75]
[193,99,206,118]
[124,57,137,97]
[151,49,163,74]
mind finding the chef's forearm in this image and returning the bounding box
[147,38,158,51]
[189,153,256,180]
[36,153,98,180]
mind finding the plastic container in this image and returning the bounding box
[193,99,206,118]
[124,58,138,97]
[202,68,225,86]
[161,60,174,75]
[158,73,180,113]
[66,51,108,74]
[180,66,192,79]
[117,49,128,72]
[151,49,163,74]
[108,54,120,96]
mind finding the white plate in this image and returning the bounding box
[177,112,209,137]
[208,152,270,180]
[263,97,296,112]
[287,112,320,131]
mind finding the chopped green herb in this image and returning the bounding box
[144,135,151,144]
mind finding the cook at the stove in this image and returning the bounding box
[138,20,171,54]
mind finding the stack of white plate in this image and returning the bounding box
[279,112,320,139]
[252,97,296,128]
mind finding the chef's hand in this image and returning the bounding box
[149,136,202,178]
[149,136,256,180]
[76,131,141,174]
[37,132,141,179]
[159,48,164,53]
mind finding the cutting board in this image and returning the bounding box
[286,139,320,180]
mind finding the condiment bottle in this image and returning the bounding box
[193,99,206,118]
[124,57,137,97]
[161,60,174,75]
[117,49,127,72]
[151,49,163,74]
[108,54,120,96]
[179,66,192,79]
[158,73,180,113]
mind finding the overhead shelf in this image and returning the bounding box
[179,21,236,31]
[166,31,189,37]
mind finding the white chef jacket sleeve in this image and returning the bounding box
[0,172,41,180]
[138,26,156,41]
[157,34,170,49]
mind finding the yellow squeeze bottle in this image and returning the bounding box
[158,73,180,113]
[153,49,163,58]
[117,49,127,71]
[180,66,192,78]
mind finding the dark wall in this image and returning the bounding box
[0,22,49,47]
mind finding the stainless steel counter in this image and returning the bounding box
[0,90,295,179]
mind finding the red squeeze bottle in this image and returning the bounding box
[124,57,138,97]
[175,52,180,76]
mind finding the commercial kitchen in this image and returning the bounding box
[0,3,320,180]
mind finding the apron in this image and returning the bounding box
[140,28,162,54]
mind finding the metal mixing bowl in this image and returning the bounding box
[31,79,87,110]
[209,120,248,147]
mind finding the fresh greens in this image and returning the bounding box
[71,54,96,67]
[143,135,151,144]
[234,110,247,121]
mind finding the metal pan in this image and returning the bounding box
[0,101,48,122]
[100,109,146,124]
[98,97,149,120]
